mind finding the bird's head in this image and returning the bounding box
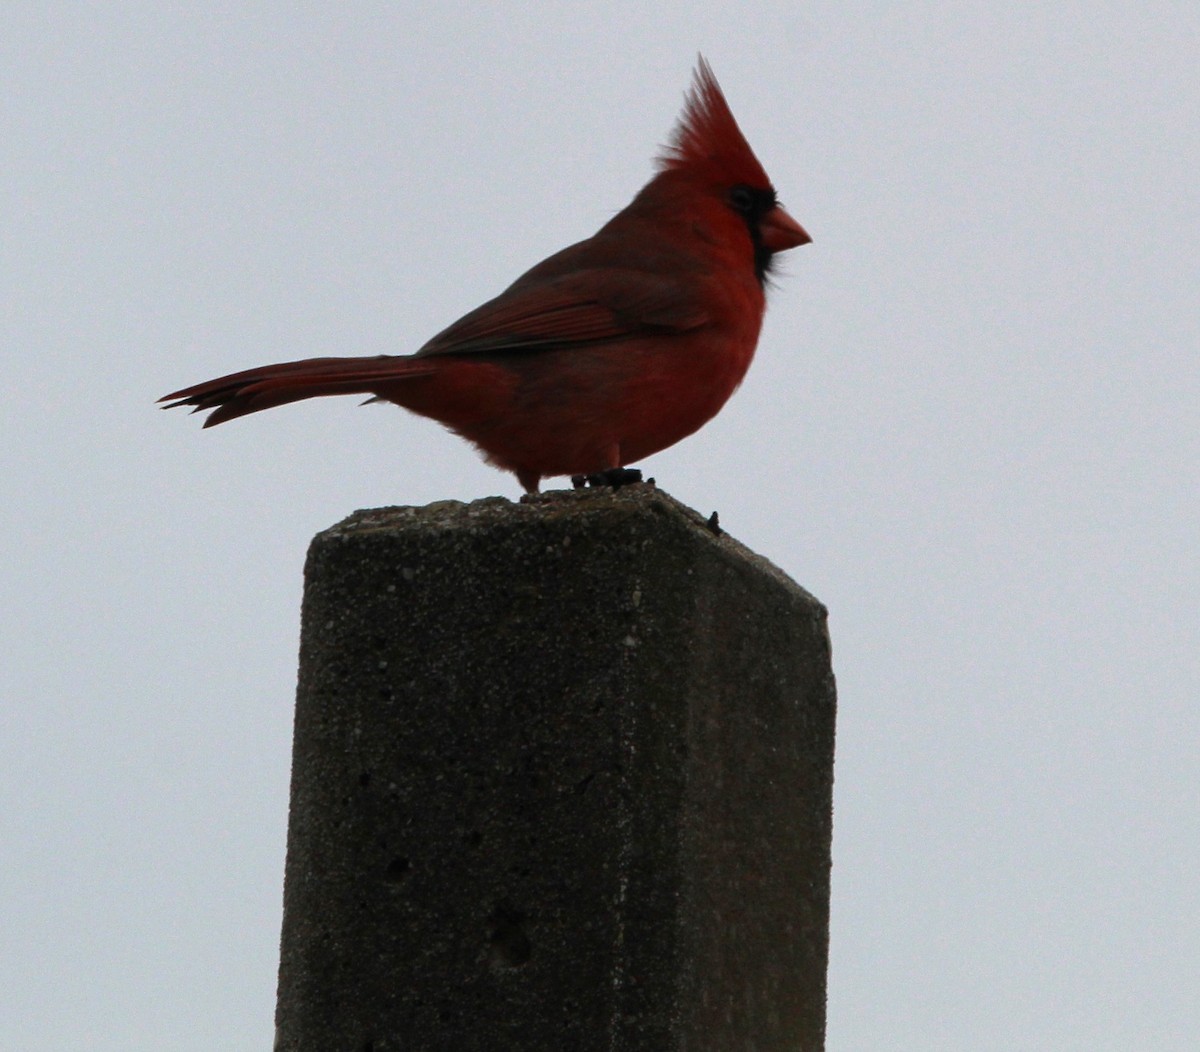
[658,57,811,282]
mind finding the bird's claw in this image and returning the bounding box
[571,468,644,491]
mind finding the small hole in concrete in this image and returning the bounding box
[487,905,531,969]
[384,856,410,883]
[358,770,372,788]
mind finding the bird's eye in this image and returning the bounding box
[729,185,756,214]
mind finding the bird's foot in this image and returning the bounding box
[571,467,644,491]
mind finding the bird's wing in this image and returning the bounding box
[415,266,711,358]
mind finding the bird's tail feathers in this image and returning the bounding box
[159,355,436,427]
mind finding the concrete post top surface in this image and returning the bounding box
[314,484,822,613]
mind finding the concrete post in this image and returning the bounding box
[274,487,836,1051]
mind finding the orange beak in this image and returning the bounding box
[760,205,812,252]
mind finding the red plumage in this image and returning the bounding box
[161,58,810,493]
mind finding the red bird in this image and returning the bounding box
[161,59,810,493]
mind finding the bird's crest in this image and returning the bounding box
[658,57,771,188]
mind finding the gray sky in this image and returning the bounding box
[3,3,1197,1049]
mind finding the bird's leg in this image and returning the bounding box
[516,469,542,494]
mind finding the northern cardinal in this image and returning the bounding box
[161,59,810,493]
